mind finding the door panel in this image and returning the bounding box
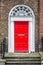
[14,21,29,52]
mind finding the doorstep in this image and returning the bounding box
[5,52,40,58]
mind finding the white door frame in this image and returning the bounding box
[8,5,35,53]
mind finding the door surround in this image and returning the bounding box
[8,5,35,53]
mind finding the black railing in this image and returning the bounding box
[0,38,8,58]
[41,36,43,51]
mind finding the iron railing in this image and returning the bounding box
[41,36,43,51]
[0,38,8,58]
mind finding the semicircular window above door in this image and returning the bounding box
[8,5,35,53]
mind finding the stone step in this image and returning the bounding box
[6,58,40,61]
[5,52,40,58]
[6,57,41,63]
[6,60,41,64]
[6,63,41,65]
[5,58,41,65]
[6,56,41,65]
[5,53,41,65]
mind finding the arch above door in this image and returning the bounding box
[8,5,35,53]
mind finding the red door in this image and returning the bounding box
[14,21,29,52]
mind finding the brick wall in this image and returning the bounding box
[0,0,39,51]
[39,0,43,51]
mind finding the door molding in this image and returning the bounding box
[8,5,35,53]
